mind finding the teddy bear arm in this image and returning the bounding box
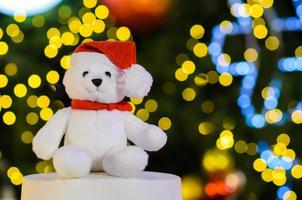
[124,113,167,152]
[32,107,71,160]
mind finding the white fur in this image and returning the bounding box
[53,146,93,178]
[120,64,153,98]
[102,146,148,177]
[32,51,167,178]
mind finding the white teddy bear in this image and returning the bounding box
[32,41,167,178]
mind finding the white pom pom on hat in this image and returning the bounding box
[73,41,153,98]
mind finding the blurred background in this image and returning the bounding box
[0,0,301,199]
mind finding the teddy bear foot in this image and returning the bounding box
[53,146,93,178]
[102,146,148,177]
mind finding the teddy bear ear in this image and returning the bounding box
[121,64,153,98]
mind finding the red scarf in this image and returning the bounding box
[71,99,132,112]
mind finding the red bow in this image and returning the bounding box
[71,99,132,112]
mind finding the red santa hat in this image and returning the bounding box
[75,41,136,70]
[72,41,153,98]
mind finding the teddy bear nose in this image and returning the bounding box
[92,79,103,87]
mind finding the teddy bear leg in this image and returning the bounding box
[53,145,93,178]
[102,146,148,177]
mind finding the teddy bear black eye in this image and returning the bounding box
[105,71,111,78]
[82,71,89,77]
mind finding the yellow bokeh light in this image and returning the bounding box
[0,95,12,109]
[68,17,82,33]
[216,130,234,150]
[6,24,20,37]
[259,0,274,8]
[175,68,188,81]
[261,86,275,98]
[3,111,16,125]
[40,108,53,121]
[190,24,205,39]
[49,36,62,48]
[14,84,27,98]
[46,70,60,84]
[136,109,149,121]
[261,168,273,182]
[277,133,290,146]
[181,60,195,74]
[0,41,9,55]
[5,63,18,76]
[283,149,296,160]
[92,20,105,33]
[219,72,233,87]
[44,45,58,58]
[201,100,214,113]
[130,97,143,105]
[21,131,34,144]
[95,5,109,19]
[291,165,302,179]
[198,122,215,135]
[234,140,248,154]
[10,171,23,185]
[60,55,71,69]
[79,24,93,37]
[202,149,231,173]
[28,74,42,88]
[273,143,287,156]
[207,71,219,84]
[116,27,131,41]
[0,74,8,88]
[223,118,236,130]
[158,117,172,131]
[182,88,196,101]
[194,73,208,87]
[253,25,268,39]
[37,96,50,108]
[83,0,98,8]
[291,110,302,124]
[82,12,96,25]
[58,5,72,19]
[295,46,302,57]
[26,112,39,125]
[32,16,45,28]
[145,99,158,113]
[47,28,60,39]
[11,31,24,43]
[0,28,3,39]
[246,143,258,156]
[27,95,38,108]
[61,32,75,46]
[35,161,48,173]
[253,158,267,172]
[14,10,27,23]
[193,43,207,58]
[283,191,297,200]
[265,36,279,51]
[265,109,282,124]
[7,167,19,179]
[182,176,202,200]
[249,4,264,18]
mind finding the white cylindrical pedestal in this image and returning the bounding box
[21,172,182,200]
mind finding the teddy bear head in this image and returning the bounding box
[63,41,153,104]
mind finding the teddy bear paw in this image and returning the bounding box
[53,146,93,178]
[102,146,148,177]
[143,126,167,152]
